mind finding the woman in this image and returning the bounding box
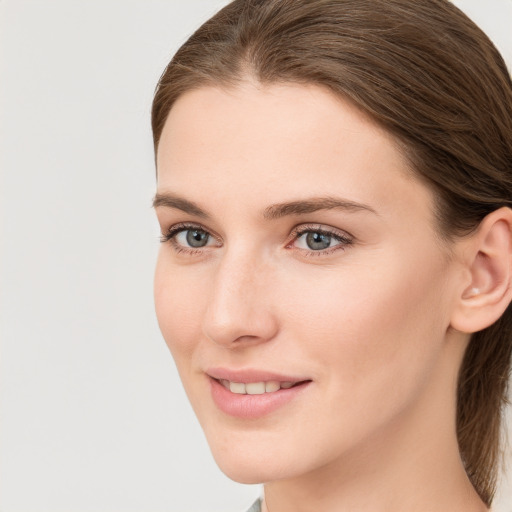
[151,1,512,510]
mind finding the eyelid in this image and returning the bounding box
[160,222,222,249]
[287,223,354,254]
[160,221,353,257]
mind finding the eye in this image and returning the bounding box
[297,231,336,251]
[161,223,220,252]
[290,225,353,254]
[176,228,211,248]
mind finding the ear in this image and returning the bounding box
[450,207,512,334]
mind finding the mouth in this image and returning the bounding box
[214,378,309,395]
[206,368,312,419]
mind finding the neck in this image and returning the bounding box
[262,336,488,512]
[262,428,486,512]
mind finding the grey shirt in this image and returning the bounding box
[245,497,262,512]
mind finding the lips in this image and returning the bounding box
[207,367,312,418]
[218,379,298,394]
[207,367,310,384]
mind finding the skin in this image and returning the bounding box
[153,82,490,511]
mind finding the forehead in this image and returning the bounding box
[156,82,432,226]
[157,81,396,172]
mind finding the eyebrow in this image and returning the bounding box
[263,196,378,219]
[153,193,209,218]
[153,192,377,219]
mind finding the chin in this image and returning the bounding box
[209,441,297,485]
[220,466,268,485]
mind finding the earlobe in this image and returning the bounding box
[450,207,512,334]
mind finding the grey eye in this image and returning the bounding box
[305,231,332,250]
[185,229,210,247]
[292,227,351,254]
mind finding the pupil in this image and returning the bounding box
[186,229,209,248]
[306,232,331,250]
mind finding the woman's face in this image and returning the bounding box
[154,82,464,484]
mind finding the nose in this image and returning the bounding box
[202,248,279,348]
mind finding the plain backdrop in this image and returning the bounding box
[1,1,511,511]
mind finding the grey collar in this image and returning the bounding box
[245,497,262,512]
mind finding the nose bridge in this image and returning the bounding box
[203,244,277,346]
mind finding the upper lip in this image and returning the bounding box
[206,367,311,383]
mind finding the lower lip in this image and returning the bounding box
[209,378,311,419]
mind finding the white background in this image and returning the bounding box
[1,1,511,511]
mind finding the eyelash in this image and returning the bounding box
[160,222,353,257]
[288,224,353,257]
[160,222,220,255]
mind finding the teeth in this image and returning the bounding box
[246,382,266,395]
[229,382,246,394]
[265,381,280,392]
[221,379,298,394]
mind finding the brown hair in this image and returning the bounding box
[151,0,512,504]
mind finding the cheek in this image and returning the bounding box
[154,252,207,360]
[281,249,452,408]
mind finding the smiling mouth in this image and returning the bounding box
[215,378,311,395]
[209,374,312,418]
